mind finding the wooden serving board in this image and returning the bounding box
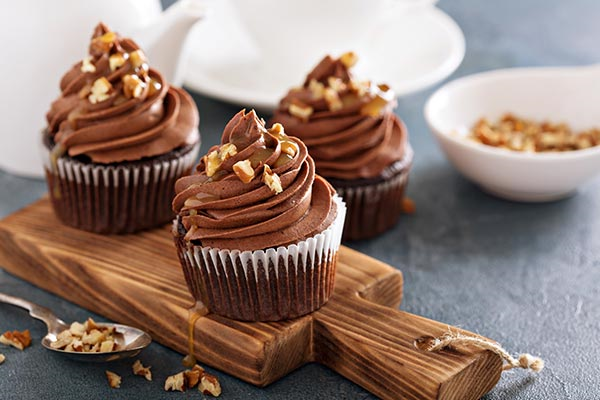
[0,198,502,400]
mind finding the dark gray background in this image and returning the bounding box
[1,0,599,399]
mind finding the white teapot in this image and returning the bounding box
[1,0,204,177]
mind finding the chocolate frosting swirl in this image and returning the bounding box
[271,54,408,180]
[173,109,337,251]
[46,23,199,164]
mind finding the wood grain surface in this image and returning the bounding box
[0,198,502,399]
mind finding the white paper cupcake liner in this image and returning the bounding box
[175,195,346,321]
[42,143,199,234]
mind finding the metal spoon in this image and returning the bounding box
[0,292,151,362]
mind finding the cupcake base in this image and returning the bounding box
[43,141,200,234]
[174,196,346,322]
[327,146,413,241]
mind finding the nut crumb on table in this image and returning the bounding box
[0,329,31,350]
[0,354,5,364]
[165,364,221,396]
[165,372,186,392]
[105,370,121,389]
[132,359,152,381]
[199,373,222,397]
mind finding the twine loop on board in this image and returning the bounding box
[417,330,544,373]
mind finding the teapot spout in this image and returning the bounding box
[134,0,205,86]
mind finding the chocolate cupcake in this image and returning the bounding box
[43,23,200,234]
[271,53,413,240]
[172,110,345,321]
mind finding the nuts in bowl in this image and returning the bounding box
[468,114,600,153]
[425,65,600,202]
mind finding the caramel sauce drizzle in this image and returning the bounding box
[183,301,209,368]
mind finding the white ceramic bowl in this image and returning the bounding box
[424,65,600,202]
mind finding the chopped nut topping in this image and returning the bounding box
[324,87,343,111]
[80,56,96,73]
[122,74,146,99]
[164,372,186,392]
[0,354,5,364]
[339,51,358,68]
[91,31,116,54]
[467,113,600,152]
[0,330,31,350]
[269,122,285,137]
[184,198,204,209]
[263,165,283,194]
[199,373,222,397]
[360,94,388,117]
[308,79,325,99]
[50,318,120,353]
[88,77,112,104]
[129,49,147,69]
[327,77,346,93]
[348,79,370,97]
[218,143,238,161]
[203,143,241,178]
[147,78,162,96]
[78,83,92,99]
[233,159,255,183]
[132,360,152,381]
[109,53,126,71]
[205,150,220,177]
[105,370,121,389]
[280,141,298,157]
[289,101,314,121]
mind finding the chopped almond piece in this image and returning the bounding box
[218,143,237,161]
[132,360,152,381]
[82,329,105,345]
[262,165,283,194]
[288,101,313,121]
[88,77,112,104]
[105,370,121,389]
[184,364,204,388]
[69,322,86,337]
[0,354,5,364]
[80,56,96,73]
[129,49,147,69]
[164,372,186,392]
[339,51,358,68]
[402,197,416,214]
[85,318,100,332]
[0,330,31,350]
[199,373,222,397]
[324,87,343,111]
[100,340,115,353]
[233,160,255,183]
[308,79,325,99]
[109,53,126,71]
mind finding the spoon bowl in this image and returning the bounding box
[425,64,600,201]
[0,292,151,362]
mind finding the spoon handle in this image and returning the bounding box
[0,292,67,333]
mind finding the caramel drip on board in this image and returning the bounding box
[183,301,208,368]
